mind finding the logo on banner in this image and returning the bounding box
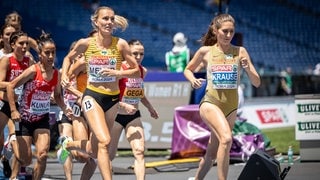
[296,103,320,115]
[297,121,320,131]
[256,109,283,124]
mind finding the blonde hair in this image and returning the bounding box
[5,11,22,31]
[90,6,128,32]
[5,11,22,24]
[114,15,128,31]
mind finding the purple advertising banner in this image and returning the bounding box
[170,104,210,158]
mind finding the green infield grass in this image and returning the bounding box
[262,126,299,155]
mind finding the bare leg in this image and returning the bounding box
[72,116,97,180]
[126,119,145,180]
[199,103,236,180]
[82,96,117,180]
[195,132,219,180]
[33,129,50,180]
[1,119,16,178]
[10,155,20,179]
[80,158,97,180]
[10,135,33,179]
[108,122,123,161]
[59,122,73,180]
[0,113,9,135]
[0,113,9,160]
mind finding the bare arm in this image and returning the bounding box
[116,38,140,78]
[68,57,86,80]
[61,38,89,87]
[140,67,158,119]
[0,56,10,90]
[239,47,261,88]
[184,46,209,89]
[65,85,83,100]
[64,57,86,101]
[7,65,37,121]
[141,97,159,119]
[53,72,70,117]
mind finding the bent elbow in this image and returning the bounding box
[184,68,192,77]
[6,83,14,92]
[253,79,261,88]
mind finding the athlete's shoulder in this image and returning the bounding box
[197,46,212,55]
[77,37,91,45]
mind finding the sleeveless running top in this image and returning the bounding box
[19,64,58,122]
[200,45,240,117]
[6,55,30,96]
[6,55,30,81]
[84,36,122,83]
[119,64,144,105]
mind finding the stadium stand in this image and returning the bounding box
[0,0,319,73]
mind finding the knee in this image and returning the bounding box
[36,150,48,163]
[133,145,145,159]
[102,135,112,146]
[98,139,110,151]
[220,134,233,148]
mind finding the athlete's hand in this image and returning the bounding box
[61,76,70,88]
[63,106,73,120]
[98,68,121,77]
[191,78,206,89]
[149,108,159,119]
[11,110,21,122]
[120,103,137,114]
[240,57,249,69]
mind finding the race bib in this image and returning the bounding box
[88,56,117,83]
[30,92,51,114]
[72,104,81,117]
[211,64,238,89]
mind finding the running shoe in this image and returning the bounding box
[56,136,72,164]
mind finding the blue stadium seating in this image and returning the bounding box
[1,0,318,73]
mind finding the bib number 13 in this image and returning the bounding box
[83,99,94,112]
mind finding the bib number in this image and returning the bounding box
[72,104,81,117]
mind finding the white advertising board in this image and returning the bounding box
[295,95,320,140]
[241,103,296,129]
